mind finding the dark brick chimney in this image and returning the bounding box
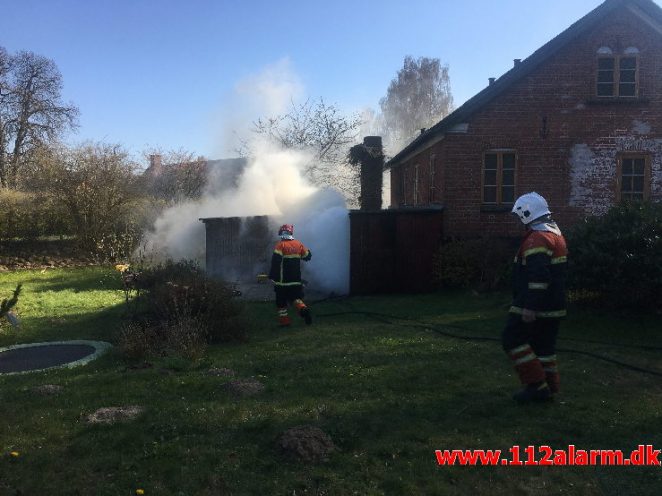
[359,136,384,211]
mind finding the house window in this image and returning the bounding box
[597,55,638,97]
[429,154,437,202]
[618,154,649,202]
[483,151,515,205]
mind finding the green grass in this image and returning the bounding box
[0,268,661,495]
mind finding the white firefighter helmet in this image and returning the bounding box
[511,192,551,225]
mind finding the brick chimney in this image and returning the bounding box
[148,154,163,176]
[359,136,384,211]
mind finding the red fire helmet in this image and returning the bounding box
[278,224,294,236]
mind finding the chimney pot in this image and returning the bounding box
[149,154,162,168]
[363,136,382,148]
[514,59,521,67]
[488,77,496,85]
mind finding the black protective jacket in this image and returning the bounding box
[510,224,568,318]
[269,239,312,286]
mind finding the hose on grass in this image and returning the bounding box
[312,302,662,379]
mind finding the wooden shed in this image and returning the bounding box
[199,215,272,282]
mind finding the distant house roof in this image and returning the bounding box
[387,0,662,167]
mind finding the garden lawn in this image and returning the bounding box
[0,267,661,495]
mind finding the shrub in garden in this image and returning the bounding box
[566,201,662,310]
[0,189,72,242]
[118,260,248,360]
[432,236,516,290]
[117,321,159,361]
[1,284,21,318]
[29,143,145,261]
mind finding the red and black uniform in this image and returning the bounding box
[269,239,312,326]
[502,224,568,393]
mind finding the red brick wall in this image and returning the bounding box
[391,4,662,237]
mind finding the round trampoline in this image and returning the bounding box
[0,340,112,375]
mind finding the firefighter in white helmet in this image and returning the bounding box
[269,224,313,327]
[503,192,568,403]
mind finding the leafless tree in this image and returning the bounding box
[243,98,363,205]
[0,47,78,188]
[379,56,453,152]
[33,143,140,254]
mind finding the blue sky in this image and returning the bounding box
[2,0,649,162]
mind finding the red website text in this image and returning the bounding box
[435,445,661,466]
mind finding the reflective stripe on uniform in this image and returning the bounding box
[514,353,537,365]
[551,256,567,264]
[274,249,283,255]
[528,282,549,290]
[508,344,531,355]
[509,306,567,317]
[274,281,303,287]
[523,247,553,258]
[283,254,302,259]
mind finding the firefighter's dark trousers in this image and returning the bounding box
[274,285,307,326]
[502,314,561,392]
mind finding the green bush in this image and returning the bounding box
[0,190,72,241]
[432,237,515,290]
[124,260,248,356]
[567,201,662,310]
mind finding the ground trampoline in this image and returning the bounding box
[0,340,112,375]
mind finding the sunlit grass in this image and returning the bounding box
[0,267,660,494]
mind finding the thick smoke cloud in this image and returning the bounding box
[140,61,350,294]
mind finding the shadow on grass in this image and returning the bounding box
[1,301,128,346]
[14,266,124,293]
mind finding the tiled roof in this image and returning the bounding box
[387,0,662,167]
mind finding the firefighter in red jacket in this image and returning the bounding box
[503,192,568,403]
[269,224,312,327]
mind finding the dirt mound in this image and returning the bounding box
[277,425,337,463]
[85,406,144,424]
[207,367,237,377]
[223,378,264,397]
[31,384,64,396]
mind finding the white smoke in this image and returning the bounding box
[275,187,350,294]
[140,61,350,294]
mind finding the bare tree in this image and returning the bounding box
[0,47,78,188]
[33,143,140,254]
[379,56,453,152]
[244,98,363,205]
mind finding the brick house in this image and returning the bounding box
[388,0,662,238]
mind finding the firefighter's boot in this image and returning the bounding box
[539,355,560,394]
[277,307,291,327]
[294,299,312,325]
[512,382,553,403]
[507,344,550,402]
